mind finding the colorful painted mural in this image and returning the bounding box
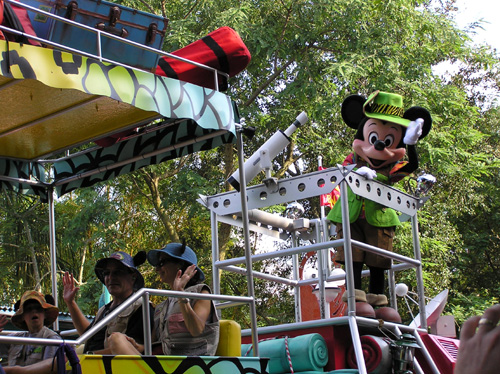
[77,354,269,374]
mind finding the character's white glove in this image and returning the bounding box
[356,166,377,180]
[403,118,423,145]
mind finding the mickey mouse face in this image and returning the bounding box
[353,118,406,169]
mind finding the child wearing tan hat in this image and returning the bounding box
[0,290,60,368]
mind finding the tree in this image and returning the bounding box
[0,192,50,301]
[144,0,500,322]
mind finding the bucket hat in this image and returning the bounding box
[147,242,205,282]
[95,251,146,289]
[363,91,410,127]
[11,290,59,330]
[341,90,432,140]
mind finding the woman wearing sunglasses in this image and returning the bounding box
[109,242,219,356]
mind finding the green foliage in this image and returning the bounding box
[449,292,499,329]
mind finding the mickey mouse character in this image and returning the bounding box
[327,90,432,306]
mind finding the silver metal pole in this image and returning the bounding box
[235,125,259,357]
[142,291,152,355]
[315,226,327,319]
[317,221,332,318]
[411,214,427,329]
[291,232,302,322]
[211,210,223,319]
[388,266,397,309]
[211,210,221,296]
[340,174,356,315]
[96,30,102,61]
[348,316,367,374]
[413,329,441,374]
[318,156,326,220]
[48,186,59,331]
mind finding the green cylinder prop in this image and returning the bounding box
[242,333,328,374]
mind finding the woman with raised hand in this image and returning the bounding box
[108,242,219,356]
[63,251,153,354]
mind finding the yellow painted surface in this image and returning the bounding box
[73,354,267,374]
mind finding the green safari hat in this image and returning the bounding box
[363,90,411,127]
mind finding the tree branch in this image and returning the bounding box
[243,58,296,107]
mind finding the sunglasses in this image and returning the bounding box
[156,257,170,268]
[101,268,130,277]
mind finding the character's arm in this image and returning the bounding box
[393,119,422,179]
[3,358,58,374]
[395,144,418,177]
[403,119,423,145]
[356,166,377,180]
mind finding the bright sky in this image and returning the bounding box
[454,0,500,50]
[433,0,499,105]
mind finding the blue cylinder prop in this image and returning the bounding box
[242,333,328,374]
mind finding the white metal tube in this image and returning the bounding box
[412,214,427,329]
[48,186,59,331]
[142,292,152,355]
[340,176,356,315]
[235,125,259,356]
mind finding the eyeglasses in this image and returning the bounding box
[101,269,130,277]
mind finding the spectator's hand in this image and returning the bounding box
[62,271,80,304]
[0,314,8,332]
[173,264,198,292]
[455,304,500,374]
[125,335,144,353]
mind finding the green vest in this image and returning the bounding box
[327,173,400,227]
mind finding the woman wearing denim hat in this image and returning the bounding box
[62,250,154,354]
[0,291,60,370]
[110,242,219,356]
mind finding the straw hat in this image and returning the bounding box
[11,290,59,330]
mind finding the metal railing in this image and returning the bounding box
[0,287,255,356]
[203,165,435,374]
[0,0,229,91]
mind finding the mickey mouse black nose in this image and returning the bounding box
[374,140,386,151]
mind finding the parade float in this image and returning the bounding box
[0,1,459,373]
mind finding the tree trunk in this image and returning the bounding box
[142,171,180,242]
[23,219,42,291]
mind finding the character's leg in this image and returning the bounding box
[353,261,364,290]
[341,262,367,302]
[366,266,388,306]
[336,221,369,303]
[368,266,385,294]
[363,222,394,306]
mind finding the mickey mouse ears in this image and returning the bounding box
[341,91,432,139]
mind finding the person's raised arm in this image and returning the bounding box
[179,291,212,337]
[62,272,90,335]
[173,265,213,337]
[455,304,500,374]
